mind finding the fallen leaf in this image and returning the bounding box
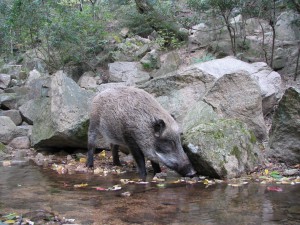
[121,191,131,197]
[95,187,106,191]
[120,179,131,184]
[214,179,224,183]
[94,167,104,174]
[264,169,269,175]
[294,177,300,183]
[56,165,68,174]
[156,183,166,188]
[152,177,165,182]
[270,174,282,179]
[79,158,87,163]
[136,181,149,184]
[228,183,243,187]
[170,179,182,184]
[107,185,122,191]
[3,213,17,220]
[3,220,15,224]
[99,150,106,158]
[74,183,88,188]
[267,186,283,192]
[186,179,197,184]
[269,171,282,179]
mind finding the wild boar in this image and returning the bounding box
[87,86,196,180]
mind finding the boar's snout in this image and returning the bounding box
[178,164,197,178]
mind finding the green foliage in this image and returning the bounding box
[285,0,300,12]
[0,0,106,70]
[122,0,188,44]
[156,29,184,50]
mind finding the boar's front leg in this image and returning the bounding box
[151,161,161,175]
[111,144,122,166]
[131,148,147,181]
[124,135,147,180]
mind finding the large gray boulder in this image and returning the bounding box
[189,23,214,48]
[0,86,30,110]
[204,71,267,141]
[195,57,282,115]
[0,116,26,144]
[141,57,275,141]
[0,109,22,126]
[182,105,263,179]
[108,62,150,84]
[140,65,215,123]
[152,51,181,78]
[276,11,300,42]
[24,71,93,149]
[0,74,11,89]
[25,69,42,86]
[0,92,19,109]
[268,87,300,165]
[77,71,98,90]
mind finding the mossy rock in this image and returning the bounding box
[183,119,263,179]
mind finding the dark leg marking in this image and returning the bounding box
[111,144,122,166]
[151,161,161,175]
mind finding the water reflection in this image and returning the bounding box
[0,161,299,225]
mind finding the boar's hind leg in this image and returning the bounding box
[87,130,96,168]
[151,161,161,175]
[111,144,122,166]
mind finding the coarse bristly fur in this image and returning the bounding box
[87,86,196,180]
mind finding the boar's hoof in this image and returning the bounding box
[86,160,94,169]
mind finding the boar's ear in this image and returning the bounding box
[153,118,166,137]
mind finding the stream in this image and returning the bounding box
[0,160,300,225]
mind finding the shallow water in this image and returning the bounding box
[0,161,300,225]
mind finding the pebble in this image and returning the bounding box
[283,169,299,176]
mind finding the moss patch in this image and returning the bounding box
[249,131,257,144]
[213,129,224,139]
[0,142,6,152]
[230,146,242,160]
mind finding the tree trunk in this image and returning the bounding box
[269,0,276,68]
[294,46,300,81]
